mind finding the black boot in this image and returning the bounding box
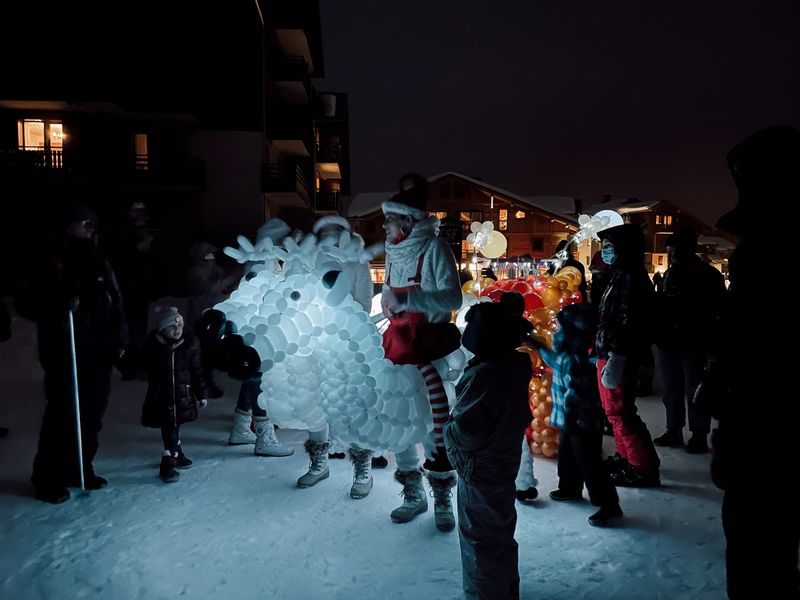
[371,455,389,469]
[653,430,684,448]
[516,487,539,502]
[159,452,180,483]
[35,485,70,504]
[588,503,623,527]
[175,445,193,469]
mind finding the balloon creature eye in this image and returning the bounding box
[290,291,301,301]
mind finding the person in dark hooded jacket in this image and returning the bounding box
[695,126,800,599]
[17,206,128,504]
[653,226,725,453]
[142,306,208,483]
[444,301,533,600]
[595,223,661,487]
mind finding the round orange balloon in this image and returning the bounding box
[541,286,562,309]
[557,266,583,284]
[531,441,543,455]
[532,431,543,444]
[541,441,557,458]
[532,417,546,432]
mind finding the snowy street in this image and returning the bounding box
[0,316,726,600]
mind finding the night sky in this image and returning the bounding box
[319,0,800,225]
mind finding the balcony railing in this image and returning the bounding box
[0,148,66,173]
[262,161,310,196]
[0,147,204,190]
[315,189,340,213]
[315,141,342,164]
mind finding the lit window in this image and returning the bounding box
[515,210,526,219]
[432,211,447,220]
[665,215,673,226]
[17,119,64,168]
[134,133,149,170]
[499,209,508,231]
[658,256,664,265]
[655,214,663,225]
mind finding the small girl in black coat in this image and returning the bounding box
[142,307,208,482]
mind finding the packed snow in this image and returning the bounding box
[0,315,726,599]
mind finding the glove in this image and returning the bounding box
[198,398,208,409]
[601,352,626,389]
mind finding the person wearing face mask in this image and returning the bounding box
[141,306,208,483]
[16,206,128,503]
[381,174,463,531]
[595,223,661,488]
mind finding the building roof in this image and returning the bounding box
[698,235,736,250]
[347,172,578,225]
[584,197,662,216]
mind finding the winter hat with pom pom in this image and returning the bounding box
[155,306,184,332]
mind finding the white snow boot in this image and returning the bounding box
[349,447,374,499]
[427,471,457,532]
[254,416,294,457]
[228,408,256,445]
[390,469,428,523]
[297,440,330,488]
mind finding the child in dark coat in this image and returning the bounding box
[537,303,622,526]
[444,301,533,600]
[142,307,208,482]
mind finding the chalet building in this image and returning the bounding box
[0,0,350,282]
[584,197,727,276]
[348,173,590,282]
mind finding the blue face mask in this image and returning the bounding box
[601,247,616,265]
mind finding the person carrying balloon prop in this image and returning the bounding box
[380,174,463,532]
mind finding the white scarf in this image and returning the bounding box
[385,216,440,266]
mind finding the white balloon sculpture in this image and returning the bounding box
[217,229,466,455]
[573,209,624,243]
[466,220,507,259]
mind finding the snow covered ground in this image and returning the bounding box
[0,316,726,599]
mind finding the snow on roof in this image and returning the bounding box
[584,198,661,215]
[346,192,392,218]
[698,235,736,250]
[347,172,577,224]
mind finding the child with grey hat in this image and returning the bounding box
[141,306,208,482]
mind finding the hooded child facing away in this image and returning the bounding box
[444,301,532,600]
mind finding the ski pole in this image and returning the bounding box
[67,308,85,492]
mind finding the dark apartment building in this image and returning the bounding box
[0,0,350,284]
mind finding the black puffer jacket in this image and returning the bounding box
[16,238,128,371]
[142,331,207,428]
[595,224,654,360]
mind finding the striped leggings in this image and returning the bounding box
[418,362,449,446]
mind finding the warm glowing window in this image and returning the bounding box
[499,209,508,231]
[17,119,65,167]
[432,211,447,220]
[134,133,149,170]
[658,255,664,265]
[460,211,482,223]
[665,215,673,226]
[656,214,663,225]
[515,210,526,219]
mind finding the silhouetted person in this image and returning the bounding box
[0,298,10,437]
[107,201,156,379]
[17,207,127,503]
[696,126,800,599]
[653,226,725,453]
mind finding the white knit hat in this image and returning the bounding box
[155,306,184,332]
[312,215,351,234]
